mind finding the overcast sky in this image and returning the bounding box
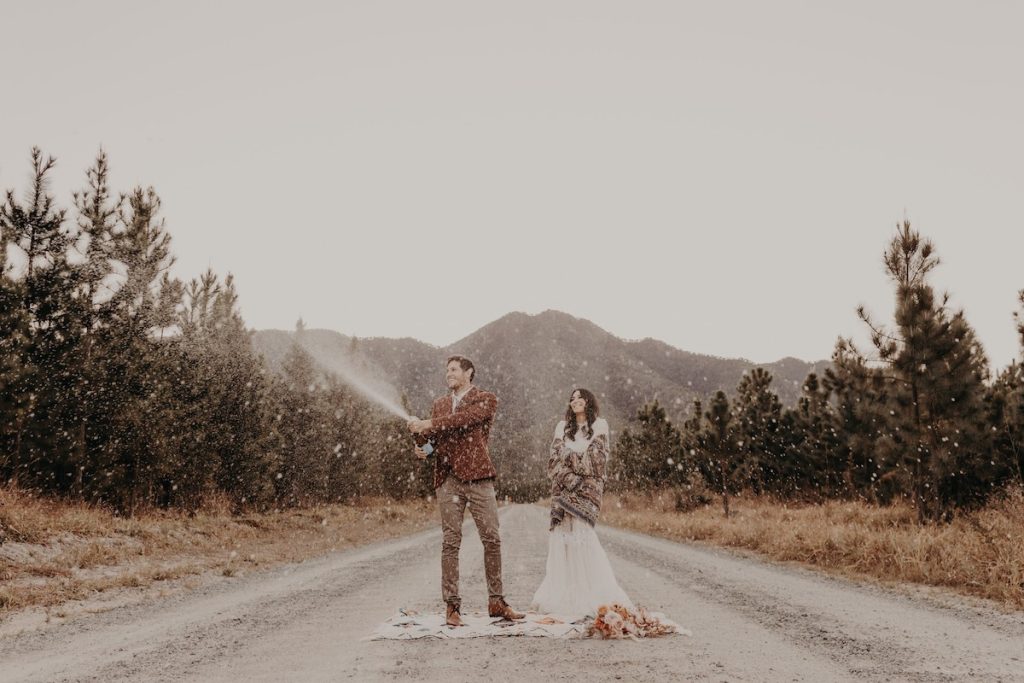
[3,1,1022,368]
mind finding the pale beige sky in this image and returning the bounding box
[2,1,1022,367]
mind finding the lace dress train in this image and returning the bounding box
[530,514,633,617]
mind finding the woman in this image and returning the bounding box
[531,388,634,617]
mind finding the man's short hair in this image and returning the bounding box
[446,355,475,381]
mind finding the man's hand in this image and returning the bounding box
[414,446,428,461]
[408,419,432,434]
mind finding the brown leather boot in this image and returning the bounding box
[445,602,463,627]
[488,596,525,620]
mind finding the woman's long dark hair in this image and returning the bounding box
[564,388,599,441]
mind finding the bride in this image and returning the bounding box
[531,388,634,617]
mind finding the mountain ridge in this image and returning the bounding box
[252,310,829,495]
[258,309,809,365]
[253,309,828,417]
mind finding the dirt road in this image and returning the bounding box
[1,504,1022,682]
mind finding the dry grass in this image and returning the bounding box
[0,487,436,614]
[601,488,1024,609]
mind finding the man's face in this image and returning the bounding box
[446,361,471,390]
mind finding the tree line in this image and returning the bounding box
[613,222,1024,522]
[5,147,1022,523]
[1,148,428,514]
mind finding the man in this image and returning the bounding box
[408,355,524,627]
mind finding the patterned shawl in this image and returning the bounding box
[548,418,609,530]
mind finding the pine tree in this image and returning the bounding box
[809,372,842,494]
[270,326,332,505]
[823,339,889,500]
[611,401,684,491]
[704,390,734,516]
[732,368,782,493]
[322,380,371,502]
[167,272,274,510]
[92,185,183,512]
[0,148,74,488]
[65,150,122,495]
[986,290,1024,489]
[986,363,1024,488]
[857,221,993,521]
[680,397,705,480]
[783,372,843,498]
[205,274,275,507]
[107,187,180,334]
[0,264,31,480]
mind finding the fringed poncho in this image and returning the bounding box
[548,417,609,530]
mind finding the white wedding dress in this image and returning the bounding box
[531,418,634,618]
[531,514,635,617]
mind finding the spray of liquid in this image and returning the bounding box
[296,338,414,420]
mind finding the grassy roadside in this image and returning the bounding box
[0,487,436,615]
[600,488,1024,609]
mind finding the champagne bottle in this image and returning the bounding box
[413,432,434,457]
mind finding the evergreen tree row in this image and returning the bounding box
[613,222,1024,522]
[0,148,428,513]
[6,148,1022,522]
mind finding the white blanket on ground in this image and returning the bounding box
[366,609,686,640]
[366,610,586,640]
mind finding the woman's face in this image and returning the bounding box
[570,391,586,414]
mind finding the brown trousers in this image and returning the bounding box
[437,476,503,606]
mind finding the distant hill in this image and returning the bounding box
[253,311,828,496]
[254,310,828,428]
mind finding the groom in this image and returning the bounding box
[408,355,524,627]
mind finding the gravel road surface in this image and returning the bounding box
[2,504,1022,682]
